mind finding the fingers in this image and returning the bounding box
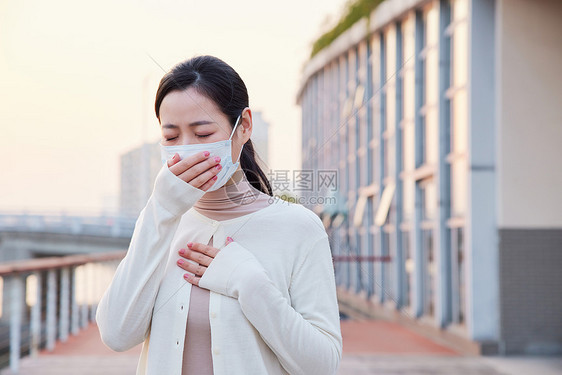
[176,239,234,286]
[166,153,180,168]
[168,152,222,190]
[184,161,222,190]
[199,175,218,191]
[168,151,210,175]
[177,248,213,267]
[177,257,206,276]
[184,273,200,286]
[187,242,220,258]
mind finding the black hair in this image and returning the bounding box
[154,55,272,196]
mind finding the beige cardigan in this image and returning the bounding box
[95,163,342,374]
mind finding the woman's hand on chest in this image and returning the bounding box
[177,236,233,286]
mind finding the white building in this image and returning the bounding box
[250,111,271,172]
[297,0,562,355]
[119,142,161,218]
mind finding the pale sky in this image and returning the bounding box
[0,0,346,214]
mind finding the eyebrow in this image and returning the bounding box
[162,121,216,129]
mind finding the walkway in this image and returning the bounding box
[2,319,561,375]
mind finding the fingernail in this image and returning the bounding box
[215,164,222,170]
[184,274,191,280]
[187,242,193,247]
[170,153,178,161]
[214,156,221,162]
[227,236,233,242]
[204,151,210,157]
[177,259,184,265]
[212,176,218,180]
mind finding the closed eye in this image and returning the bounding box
[196,134,212,138]
[165,136,178,141]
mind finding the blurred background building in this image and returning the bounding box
[119,111,271,218]
[119,142,162,218]
[297,0,562,355]
[249,111,271,171]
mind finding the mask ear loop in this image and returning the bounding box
[230,111,246,163]
[229,115,242,141]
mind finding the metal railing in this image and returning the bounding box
[0,251,125,373]
[0,213,136,238]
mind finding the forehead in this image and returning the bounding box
[159,88,224,124]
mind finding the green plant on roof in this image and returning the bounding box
[310,0,384,58]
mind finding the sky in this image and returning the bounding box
[0,0,347,214]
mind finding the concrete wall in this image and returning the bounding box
[497,0,562,228]
[497,0,562,354]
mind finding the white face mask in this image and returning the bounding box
[160,115,244,192]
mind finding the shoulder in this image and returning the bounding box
[264,197,327,241]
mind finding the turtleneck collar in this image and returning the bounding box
[192,168,272,222]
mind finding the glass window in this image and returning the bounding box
[452,21,468,88]
[452,89,468,154]
[341,56,349,195]
[451,226,465,324]
[384,25,396,179]
[367,196,377,297]
[423,5,439,166]
[451,158,467,216]
[402,230,412,308]
[402,13,416,125]
[425,109,438,164]
[349,51,357,193]
[358,42,368,188]
[422,178,437,220]
[403,177,415,220]
[449,0,468,217]
[422,228,435,316]
[457,227,465,324]
[371,34,381,184]
[401,14,416,221]
[383,229,394,302]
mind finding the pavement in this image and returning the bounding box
[1,319,561,374]
[0,323,142,375]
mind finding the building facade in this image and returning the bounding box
[120,142,162,218]
[297,0,562,355]
[250,111,271,170]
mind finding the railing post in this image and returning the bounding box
[9,274,24,373]
[85,263,92,324]
[80,264,89,329]
[46,269,57,351]
[59,267,70,342]
[30,271,42,357]
[71,266,79,335]
[89,263,97,322]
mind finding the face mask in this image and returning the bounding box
[160,115,244,192]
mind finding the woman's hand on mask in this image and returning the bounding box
[176,236,234,286]
[167,151,222,191]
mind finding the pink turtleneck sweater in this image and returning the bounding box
[182,168,272,375]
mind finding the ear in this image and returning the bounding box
[239,107,253,144]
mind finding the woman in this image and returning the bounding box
[96,55,342,375]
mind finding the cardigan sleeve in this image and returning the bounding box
[199,235,343,375]
[96,163,205,352]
